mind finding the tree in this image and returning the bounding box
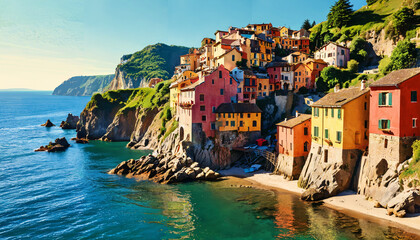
[327,0,354,28]
[236,59,248,69]
[390,40,417,70]
[379,56,393,75]
[393,7,415,35]
[347,60,359,73]
[350,37,368,65]
[302,19,311,30]
[312,21,316,27]
[274,44,289,58]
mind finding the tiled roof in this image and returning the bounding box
[180,80,204,91]
[311,87,369,107]
[215,103,262,113]
[276,114,311,128]
[370,68,420,87]
[316,41,349,51]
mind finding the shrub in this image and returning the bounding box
[350,37,368,65]
[347,59,359,73]
[393,7,415,35]
[390,40,417,70]
[379,56,393,74]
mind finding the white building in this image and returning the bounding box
[314,42,350,68]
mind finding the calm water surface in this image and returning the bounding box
[0,91,417,239]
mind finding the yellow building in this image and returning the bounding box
[311,86,369,152]
[215,103,262,132]
[256,76,270,98]
[213,48,243,71]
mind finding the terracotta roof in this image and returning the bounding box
[311,87,369,107]
[215,103,262,113]
[276,114,311,128]
[180,80,204,91]
[316,41,349,51]
[370,68,420,87]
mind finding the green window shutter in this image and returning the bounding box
[378,119,382,129]
[387,120,390,129]
[325,129,329,139]
[379,93,383,106]
[338,109,341,119]
[331,109,334,118]
[388,93,392,106]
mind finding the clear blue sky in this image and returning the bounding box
[0,0,366,90]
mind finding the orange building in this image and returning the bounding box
[276,113,311,179]
[304,59,328,89]
[246,23,273,35]
[180,50,201,71]
[293,63,307,90]
[278,37,310,54]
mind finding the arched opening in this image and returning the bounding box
[180,127,184,141]
[376,159,388,177]
[304,141,309,152]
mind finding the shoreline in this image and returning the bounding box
[219,167,420,236]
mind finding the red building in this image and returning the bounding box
[243,70,257,103]
[178,65,239,142]
[279,37,310,54]
[368,68,420,167]
[266,62,283,91]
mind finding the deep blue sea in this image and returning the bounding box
[0,91,418,240]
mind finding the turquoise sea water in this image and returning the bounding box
[0,91,418,240]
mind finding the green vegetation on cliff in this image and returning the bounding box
[400,140,420,187]
[118,43,189,81]
[53,74,114,96]
[310,0,419,52]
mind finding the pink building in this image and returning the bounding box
[178,65,239,142]
[314,42,350,68]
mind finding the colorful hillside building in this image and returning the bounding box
[178,65,238,142]
[276,113,312,179]
[266,61,292,91]
[314,42,350,68]
[215,103,262,133]
[304,58,328,90]
[169,71,199,109]
[366,68,420,171]
[300,85,369,190]
[243,70,258,103]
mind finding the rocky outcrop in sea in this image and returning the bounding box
[41,119,55,127]
[60,113,79,129]
[35,137,70,152]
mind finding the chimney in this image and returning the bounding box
[295,111,299,117]
[361,80,366,90]
[334,84,340,93]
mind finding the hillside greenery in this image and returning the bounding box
[399,140,420,187]
[310,0,420,52]
[53,74,114,96]
[118,43,189,81]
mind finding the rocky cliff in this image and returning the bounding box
[107,43,189,91]
[53,74,114,96]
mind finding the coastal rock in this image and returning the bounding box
[300,187,330,201]
[41,119,55,127]
[35,137,70,152]
[108,152,221,184]
[386,190,420,217]
[71,137,89,144]
[60,113,80,129]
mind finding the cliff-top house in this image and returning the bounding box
[314,42,350,68]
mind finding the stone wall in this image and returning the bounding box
[274,153,306,180]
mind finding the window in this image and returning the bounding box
[240,121,244,127]
[218,113,221,118]
[200,105,205,111]
[232,55,235,61]
[411,91,417,102]
[237,88,241,93]
[212,79,214,84]
[384,139,388,148]
[365,120,368,128]
[413,118,417,128]
[336,131,342,142]
[200,94,204,101]
[228,113,231,118]
[313,107,319,117]
[219,71,222,78]
[304,127,308,135]
[364,102,367,110]
[231,121,235,127]
[314,126,319,137]
[220,89,224,95]
[211,122,216,130]
[240,113,243,118]
[202,115,207,121]
[325,129,329,139]
[275,74,278,79]
[324,149,328,163]
[325,108,328,117]
[338,109,342,119]
[331,109,334,118]
[248,113,251,118]
[212,106,216,113]
[379,92,392,106]
[252,121,257,127]
[304,142,309,152]
[290,143,293,150]
[230,78,233,84]
[379,119,390,130]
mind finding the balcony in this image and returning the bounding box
[179,100,194,109]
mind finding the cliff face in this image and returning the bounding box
[53,74,114,96]
[107,43,189,91]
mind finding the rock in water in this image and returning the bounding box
[108,153,221,184]
[71,137,89,144]
[60,113,79,129]
[35,137,70,152]
[41,119,55,127]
